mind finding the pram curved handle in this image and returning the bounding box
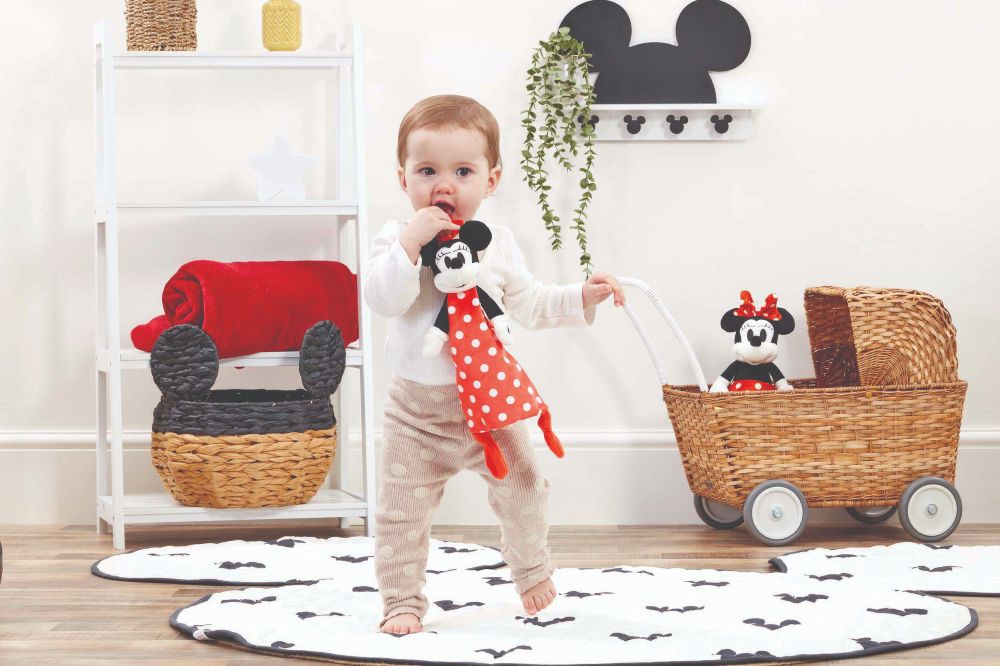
[617,277,708,392]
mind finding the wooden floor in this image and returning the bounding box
[1,521,998,665]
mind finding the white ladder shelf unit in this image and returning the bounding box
[93,21,375,549]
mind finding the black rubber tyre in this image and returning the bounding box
[845,506,897,524]
[743,480,809,547]
[898,477,962,542]
[693,495,744,529]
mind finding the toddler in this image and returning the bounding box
[365,94,623,635]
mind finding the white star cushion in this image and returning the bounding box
[247,134,318,201]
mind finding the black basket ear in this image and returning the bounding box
[299,320,346,398]
[150,325,219,400]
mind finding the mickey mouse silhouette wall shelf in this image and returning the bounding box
[560,0,761,141]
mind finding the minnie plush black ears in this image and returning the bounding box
[458,220,491,251]
[419,219,492,267]
[151,321,346,400]
[721,308,796,336]
[719,291,795,335]
[719,308,795,335]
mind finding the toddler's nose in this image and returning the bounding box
[433,177,455,194]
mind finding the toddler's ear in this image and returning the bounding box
[419,240,440,269]
[459,220,492,252]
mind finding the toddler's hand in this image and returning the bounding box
[400,206,460,264]
[582,273,625,309]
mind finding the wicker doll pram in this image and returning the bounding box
[619,279,967,546]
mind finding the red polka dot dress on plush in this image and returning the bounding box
[728,380,776,392]
[446,286,563,479]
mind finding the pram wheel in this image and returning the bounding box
[845,506,897,524]
[899,477,962,542]
[743,480,809,546]
[693,495,744,529]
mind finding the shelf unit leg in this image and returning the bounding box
[352,23,376,538]
[94,22,117,540]
[94,181,109,536]
[96,20,126,550]
[333,385,353,529]
[332,63,356,531]
[96,370,109,535]
[359,364,375,538]
[109,367,126,549]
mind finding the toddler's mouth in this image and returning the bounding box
[433,201,455,217]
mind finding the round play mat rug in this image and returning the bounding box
[92,536,990,665]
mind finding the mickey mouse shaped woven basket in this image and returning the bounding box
[619,281,968,546]
[149,321,346,509]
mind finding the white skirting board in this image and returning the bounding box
[1,430,999,525]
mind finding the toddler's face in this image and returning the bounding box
[398,127,501,221]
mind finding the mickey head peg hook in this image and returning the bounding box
[577,114,599,130]
[623,114,646,135]
[666,115,689,135]
[711,114,734,134]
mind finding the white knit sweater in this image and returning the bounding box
[364,219,595,386]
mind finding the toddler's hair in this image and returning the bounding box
[397,95,501,169]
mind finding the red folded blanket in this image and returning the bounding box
[132,260,359,359]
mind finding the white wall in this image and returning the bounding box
[1,1,998,526]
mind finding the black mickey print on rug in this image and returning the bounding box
[867,607,929,617]
[742,617,800,631]
[218,561,266,570]
[914,565,960,573]
[646,605,703,613]
[775,593,828,604]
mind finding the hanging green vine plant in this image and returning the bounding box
[521,26,597,277]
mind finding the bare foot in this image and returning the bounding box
[379,612,422,635]
[520,577,557,615]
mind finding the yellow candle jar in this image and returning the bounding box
[262,0,302,51]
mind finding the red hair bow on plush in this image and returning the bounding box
[735,290,783,321]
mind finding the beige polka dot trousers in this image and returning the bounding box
[375,375,556,626]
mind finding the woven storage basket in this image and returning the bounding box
[149,321,346,509]
[661,286,966,509]
[126,0,197,51]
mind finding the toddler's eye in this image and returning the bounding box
[457,167,472,177]
[420,167,435,176]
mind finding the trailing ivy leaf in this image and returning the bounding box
[520,27,597,276]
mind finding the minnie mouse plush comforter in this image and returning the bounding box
[131,260,358,359]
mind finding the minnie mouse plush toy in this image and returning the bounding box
[419,218,563,480]
[710,290,795,393]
